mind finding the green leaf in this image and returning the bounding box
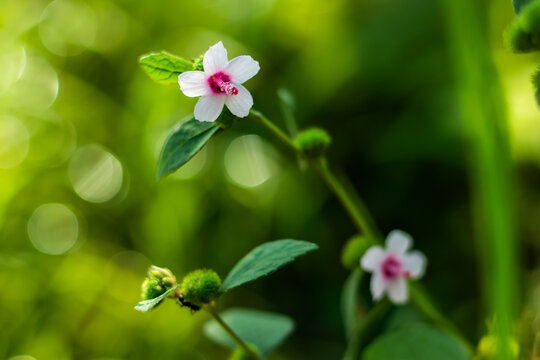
[362,323,471,360]
[139,51,194,86]
[384,305,426,332]
[157,117,219,179]
[134,285,178,312]
[203,308,295,357]
[277,88,307,171]
[220,239,318,293]
[277,88,297,137]
[341,269,363,339]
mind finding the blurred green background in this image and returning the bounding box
[0,0,538,359]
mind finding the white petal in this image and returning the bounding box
[404,250,427,279]
[225,55,260,84]
[387,277,409,304]
[225,84,253,117]
[203,41,228,74]
[178,71,209,97]
[386,230,412,255]
[370,272,386,301]
[360,246,385,272]
[194,95,226,122]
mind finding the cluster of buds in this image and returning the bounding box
[141,265,177,302]
[179,269,222,310]
[139,265,222,313]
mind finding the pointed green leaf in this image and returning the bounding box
[139,51,194,86]
[277,88,307,170]
[220,239,318,293]
[277,88,297,137]
[362,323,471,360]
[203,308,295,357]
[134,285,178,312]
[157,118,219,180]
[341,269,363,339]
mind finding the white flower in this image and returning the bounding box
[178,41,260,122]
[360,230,427,305]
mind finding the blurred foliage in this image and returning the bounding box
[0,0,539,359]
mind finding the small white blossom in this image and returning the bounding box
[178,41,260,122]
[360,230,427,305]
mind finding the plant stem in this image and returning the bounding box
[311,158,381,245]
[249,110,298,154]
[248,110,380,243]
[342,299,391,360]
[248,109,475,354]
[409,284,474,354]
[442,1,516,359]
[207,308,263,360]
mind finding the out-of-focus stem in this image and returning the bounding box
[441,1,517,359]
[207,308,263,360]
[409,284,474,354]
[342,299,391,360]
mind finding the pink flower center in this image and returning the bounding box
[381,255,404,280]
[208,72,238,95]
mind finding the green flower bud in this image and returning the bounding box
[148,265,176,285]
[295,127,332,158]
[341,235,370,270]
[505,21,538,53]
[532,67,540,106]
[141,265,177,301]
[141,277,167,300]
[520,0,540,35]
[477,335,519,359]
[229,345,261,360]
[193,55,204,71]
[180,269,221,306]
[505,1,540,53]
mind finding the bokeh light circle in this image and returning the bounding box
[68,144,124,203]
[8,57,59,110]
[0,115,29,169]
[0,43,26,94]
[224,135,277,188]
[39,0,97,56]
[28,203,79,255]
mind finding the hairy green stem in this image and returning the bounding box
[249,110,298,154]
[311,158,381,245]
[248,109,475,354]
[248,110,379,243]
[207,308,263,360]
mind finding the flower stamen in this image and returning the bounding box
[381,255,402,280]
[208,72,238,95]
